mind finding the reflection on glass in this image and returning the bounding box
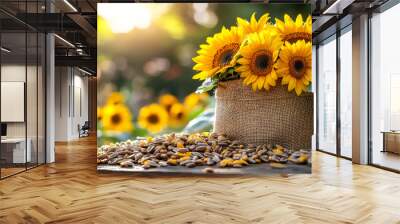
[340,29,352,158]
[371,4,400,171]
[317,37,337,154]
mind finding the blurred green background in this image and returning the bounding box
[97,3,310,145]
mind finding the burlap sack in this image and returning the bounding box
[214,79,313,150]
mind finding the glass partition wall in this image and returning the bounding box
[0,2,46,179]
[370,3,400,172]
[339,26,352,159]
[316,25,353,159]
[317,35,337,155]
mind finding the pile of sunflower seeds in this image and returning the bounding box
[97,132,311,169]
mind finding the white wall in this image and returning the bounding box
[1,65,32,138]
[54,67,89,141]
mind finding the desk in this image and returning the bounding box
[382,131,400,154]
[1,138,31,163]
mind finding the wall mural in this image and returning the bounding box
[97,3,312,175]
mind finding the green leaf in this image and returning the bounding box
[196,78,218,93]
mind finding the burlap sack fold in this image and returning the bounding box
[214,79,313,150]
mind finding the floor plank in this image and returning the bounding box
[0,136,399,224]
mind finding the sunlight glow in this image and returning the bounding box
[98,4,152,33]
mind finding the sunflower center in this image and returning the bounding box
[111,114,122,125]
[147,114,160,124]
[256,55,269,70]
[213,43,240,68]
[176,112,184,120]
[289,57,306,79]
[283,32,312,43]
[250,50,273,76]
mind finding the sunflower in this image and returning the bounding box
[168,103,187,127]
[106,92,125,105]
[97,107,103,122]
[275,14,312,43]
[102,104,133,132]
[158,93,178,112]
[276,40,312,96]
[235,31,282,91]
[192,26,243,80]
[237,12,273,36]
[184,93,209,110]
[138,104,169,133]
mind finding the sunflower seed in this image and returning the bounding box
[98,132,310,170]
[202,167,214,173]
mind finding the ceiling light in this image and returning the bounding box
[78,67,93,76]
[323,0,354,15]
[1,47,11,53]
[54,34,75,48]
[63,0,78,12]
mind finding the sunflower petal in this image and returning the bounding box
[288,78,296,91]
[257,76,265,89]
[295,14,303,27]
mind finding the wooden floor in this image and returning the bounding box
[1,136,400,224]
[0,167,26,178]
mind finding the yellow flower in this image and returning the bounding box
[97,107,103,121]
[169,103,187,127]
[102,104,133,132]
[106,92,125,105]
[237,12,273,36]
[158,93,179,112]
[192,26,243,80]
[138,104,169,133]
[235,31,282,91]
[275,14,312,43]
[184,93,209,110]
[276,40,312,96]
